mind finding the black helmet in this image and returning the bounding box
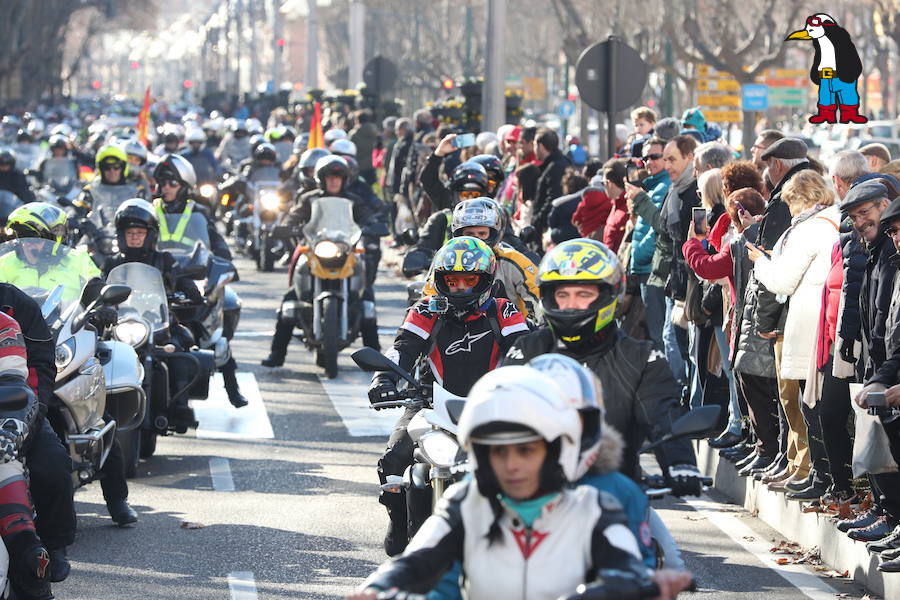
[16,129,32,143]
[163,132,180,146]
[314,155,350,192]
[249,133,266,154]
[48,134,68,150]
[470,154,505,197]
[253,142,277,163]
[0,150,16,167]
[115,198,158,258]
[448,161,489,203]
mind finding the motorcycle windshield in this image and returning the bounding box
[105,262,169,331]
[249,166,281,183]
[0,191,22,223]
[89,184,141,230]
[43,158,78,192]
[157,213,211,256]
[0,238,88,330]
[302,196,360,245]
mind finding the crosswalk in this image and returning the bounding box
[317,369,397,437]
[192,372,275,440]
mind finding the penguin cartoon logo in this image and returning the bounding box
[786,13,867,125]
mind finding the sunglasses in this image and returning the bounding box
[161,179,181,188]
[100,164,123,171]
[443,274,480,288]
[459,190,482,200]
[642,153,663,161]
[806,16,833,27]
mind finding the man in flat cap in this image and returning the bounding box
[859,143,892,173]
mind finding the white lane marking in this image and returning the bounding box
[232,330,275,338]
[682,494,840,600]
[227,571,258,600]
[377,326,397,336]
[209,457,235,492]
[193,373,275,440]
[318,370,397,437]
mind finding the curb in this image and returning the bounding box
[696,441,900,598]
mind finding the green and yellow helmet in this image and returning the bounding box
[6,202,69,245]
[95,144,129,178]
[432,236,497,319]
[536,238,624,349]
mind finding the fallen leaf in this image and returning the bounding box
[775,558,790,565]
[180,521,204,529]
[743,535,755,542]
[683,515,706,521]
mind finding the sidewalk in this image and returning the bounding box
[697,442,900,599]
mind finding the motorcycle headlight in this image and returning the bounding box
[200,183,216,199]
[260,192,280,211]
[114,318,150,348]
[55,337,76,371]
[314,240,342,259]
[418,431,460,468]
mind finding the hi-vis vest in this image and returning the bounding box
[154,199,195,243]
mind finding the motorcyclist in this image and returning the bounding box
[278,147,328,203]
[267,125,295,164]
[13,129,40,172]
[0,203,139,529]
[36,134,75,184]
[349,366,691,600]
[123,139,154,190]
[180,127,220,186]
[74,144,147,216]
[152,130,182,156]
[152,154,247,409]
[469,153,505,197]
[0,310,53,600]
[0,149,34,203]
[421,198,541,323]
[368,237,530,556]
[102,198,202,431]
[215,118,252,170]
[261,155,384,366]
[504,239,702,493]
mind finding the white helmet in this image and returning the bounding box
[329,138,357,157]
[323,127,347,145]
[186,127,206,144]
[527,354,605,480]
[246,117,263,134]
[458,366,582,484]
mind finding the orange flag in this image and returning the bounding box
[307,101,324,149]
[136,86,151,147]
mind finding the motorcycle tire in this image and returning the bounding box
[140,428,157,459]
[261,232,274,272]
[117,428,141,479]
[321,296,339,379]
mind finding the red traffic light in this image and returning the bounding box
[91,80,102,90]
[276,38,286,48]
[441,78,454,90]
[182,79,193,89]
[130,61,140,70]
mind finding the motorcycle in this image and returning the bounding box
[157,212,239,372]
[36,157,80,207]
[79,183,141,262]
[352,346,468,540]
[0,238,141,487]
[246,166,286,272]
[106,262,215,472]
[278,195,367,378]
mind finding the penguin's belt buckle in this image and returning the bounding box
[820,68,834,79]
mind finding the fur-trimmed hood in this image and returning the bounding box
[590,424,625,475]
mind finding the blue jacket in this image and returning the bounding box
[629,170,670,275]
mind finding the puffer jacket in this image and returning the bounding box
[731,223,777,378]
[752,204,841,380]
[630,170,669,275]
[838,223,866,355]
[860,234,898,378]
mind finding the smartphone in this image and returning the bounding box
[735,201,747,217]
[749,241,770,258]
[868,392,886,407]
[692,207,708,234]
[626,163,648,185]
[452,133,476,149]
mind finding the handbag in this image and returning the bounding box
[849,384,900,477]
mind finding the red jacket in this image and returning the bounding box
[572,188,612,238]
[817,242,844,370]
[682,238,735,304]
[603,192,629,253]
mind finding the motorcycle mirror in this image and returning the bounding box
[0,387,29,411]
[639,405,721,454]
[180,263,207,280]
[351,347,419,388]
[100,284,131,305]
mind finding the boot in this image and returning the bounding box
[221,360,248,408]
[47,547,70,582]
[379,491,409,557]
[808,104,837,124]
[106,498,138,526]
[261,317,294,367]
[839,104,868,124]
[361,318,381,352]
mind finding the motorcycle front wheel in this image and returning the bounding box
[321,296,339,379]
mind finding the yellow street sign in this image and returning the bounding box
[698,94,740,107]
[521,77,545,101]
[698,79,740,92]
[703,109,742,122]
[772,68,807,78]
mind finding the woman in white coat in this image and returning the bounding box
[747,170,841,502]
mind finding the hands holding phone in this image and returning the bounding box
[745,241,769,262]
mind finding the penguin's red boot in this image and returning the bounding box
[808,104,837,124]
[839,104,868,124]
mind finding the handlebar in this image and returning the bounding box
[643,476,712,500]
[370,390,426,411]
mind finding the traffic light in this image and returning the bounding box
[441,77,454,90]
[91,80,102,90]
[182,79,193,89]
[276,38,286,48]
[130,61,140,70]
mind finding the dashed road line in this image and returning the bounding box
[227,571,258,600]
[193,372,275,440]
[209,457,235,491]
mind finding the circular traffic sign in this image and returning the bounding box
[363,56,398,95]
[575,38,648,112]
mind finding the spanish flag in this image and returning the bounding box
[307,101,324,149]
[136,86,151,147]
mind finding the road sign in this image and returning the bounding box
[703,109,742,122]
[363,56,397,95]
[522,76,545,101]
[557,100,576,119]
[769,87,806,106]
[698,79,741,92]
[698,94,740,107]
[742,84,768,111]
[575,38,648,112]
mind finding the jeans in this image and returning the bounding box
[817,77,860,106]
[649,507,685,571]
[686,323,703,409]
[713,326,742,435]
[663,296,688,382]
[639,279,665,352]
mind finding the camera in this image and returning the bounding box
[626,162,649,186]
[866,392,900,417]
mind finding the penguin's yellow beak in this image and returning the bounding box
[786,29,813,40]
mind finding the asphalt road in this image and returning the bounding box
[56,249,877,600]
